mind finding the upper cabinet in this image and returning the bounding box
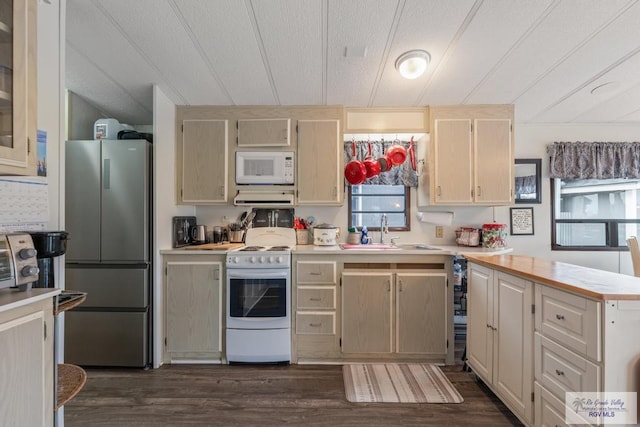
[343,107,428,134]
[297,119,342,205]
[237,118,290,147]
[0,0,37,175]
[177,118,228,204]
[429,105,514,206]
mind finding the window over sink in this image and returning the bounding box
[348,185,410,231]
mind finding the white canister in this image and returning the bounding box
[313,224,340,246]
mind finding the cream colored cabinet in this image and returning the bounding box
[237,118,290,146]
[342,272,393,353]
[297,119,342,205]
[342,271,447,356]
[0,0,37,175]
[177,119,228,204]
[164,255,223,362]
[0,296,54,426]
[467,262,533,424]
[293,259,340,361]
[343,107,428,133]
[396,273,447,354]
[430,105,514,205]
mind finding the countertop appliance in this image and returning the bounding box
[172,216,197,247]
[65,139,152,368]
[251,208,294,228]
[235,151,294,185]
[27,231,68,288]
[313,223,339,246]
[0,233,39,290]
[225,227,294,363]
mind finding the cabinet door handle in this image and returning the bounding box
[555,369,565,376]
[309,272,321,276]
[219,185,225,197]
[437,186,441,196]
[555,314,565,320]
[309,297,321,301]
[387,280,391,292]
[309,323,322,327]
[486,324,492,329]
[398,280,403,292]
[477,186,481,197]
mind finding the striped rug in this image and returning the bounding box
[343,363,464,403]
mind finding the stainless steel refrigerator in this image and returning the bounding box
[64,139,152,367]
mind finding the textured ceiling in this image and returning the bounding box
[65,0,640,126]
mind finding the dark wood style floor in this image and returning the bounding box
[65,346,522,426]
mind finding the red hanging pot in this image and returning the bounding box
[363,141,381,178]
[344,141,367,185]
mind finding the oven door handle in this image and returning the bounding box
[227,270,289,280]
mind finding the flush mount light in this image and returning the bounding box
[395,50,431,79]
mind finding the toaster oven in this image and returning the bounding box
[0,233,39,290]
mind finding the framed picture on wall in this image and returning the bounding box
[510,207,534,235]
[514,159,541,204]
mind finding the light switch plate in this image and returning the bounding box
[435,226,443,238]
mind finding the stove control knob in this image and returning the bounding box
[229,256,238,264]
[21,265,39,277]
[259,256,265,263]
[269,256,275,263]
[250,256,256,263]
[277,256,284,263]
[18,248,37,260]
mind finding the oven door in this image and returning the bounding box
[0,236,15,289]
[226,268,290,329]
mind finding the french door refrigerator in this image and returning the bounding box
[65,139,152,367]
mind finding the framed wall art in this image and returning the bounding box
[514,158,541,204]
[510,207,534,235]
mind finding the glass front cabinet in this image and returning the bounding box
[0,0,37,176]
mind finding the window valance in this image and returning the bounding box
[343,140,418,186]
[548,141,640,179]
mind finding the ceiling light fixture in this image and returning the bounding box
[395,50,431,79]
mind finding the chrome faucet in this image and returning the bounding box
[380,214,389,244]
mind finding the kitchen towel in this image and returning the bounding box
[343,363,463,403]
[416,211,454,226]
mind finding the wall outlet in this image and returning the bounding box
[435,226,444,238]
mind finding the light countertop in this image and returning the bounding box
[0,288,60,314]
[465,254,640,300]
[161,243,513,257]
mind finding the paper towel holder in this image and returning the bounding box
[416,211,454,226]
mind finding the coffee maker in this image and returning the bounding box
[27,231,69,288]
[172,216,197,247]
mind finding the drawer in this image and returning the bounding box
[535,333,600,401]
[296,261,336,284]
[297,286,335,309]
[296,312,335,335]
[535,285,601,361]
[534,382,569,427]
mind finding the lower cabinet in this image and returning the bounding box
[0,296,54,427]
[467,262,533,424]
[164,255,223,362]
[341,271,448,357]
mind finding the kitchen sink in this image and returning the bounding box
[340,243,400,250]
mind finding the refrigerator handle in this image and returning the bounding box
[104,158,110,189]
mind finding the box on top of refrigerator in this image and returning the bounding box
[94,118,133,140]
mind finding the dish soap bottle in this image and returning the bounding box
[360,226,369,244]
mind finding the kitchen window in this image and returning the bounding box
[551,178,640,250]
[348,185,410,231]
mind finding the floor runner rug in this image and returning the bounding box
[343,363,464,403]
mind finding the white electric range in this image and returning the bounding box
[225,227,295,363]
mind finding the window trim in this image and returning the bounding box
[347,185,411,231]
[550,178,635,251]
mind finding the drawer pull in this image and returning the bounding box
[309,322,322,327]
[309,297,322,301]
[555,314,565,320]
[555,369,565,376]
[309,272,322,276]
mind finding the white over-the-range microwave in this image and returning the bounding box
[235,151,294,185]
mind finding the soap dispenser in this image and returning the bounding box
[360,226,369,244]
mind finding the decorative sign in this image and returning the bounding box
[510,207,534,235]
